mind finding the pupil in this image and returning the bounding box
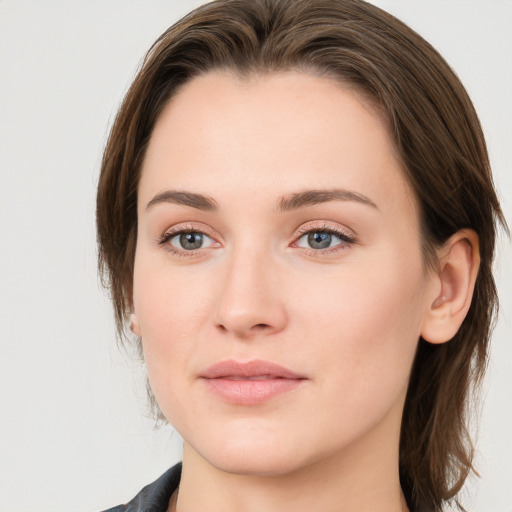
[180,232,203,250]
[308,231,331,249]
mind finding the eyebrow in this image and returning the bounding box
[146,190,218,211]
[145,187,378,213]
[277,188,378,211]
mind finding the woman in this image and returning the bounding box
[96,1,506,511]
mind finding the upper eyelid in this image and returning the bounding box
[162,222,217,237]
[294,220,356,238]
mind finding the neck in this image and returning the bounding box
[173,403,408,512]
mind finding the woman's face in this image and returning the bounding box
[133,71,438,476]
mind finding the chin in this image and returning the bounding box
[207,448,307,477]
[187,427,330,478]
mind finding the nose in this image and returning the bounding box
[214,246,288,339]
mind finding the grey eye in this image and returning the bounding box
[170,232,212,250]
[296,229,353,251]
[307,232,332,249]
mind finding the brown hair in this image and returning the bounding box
[96,1,506,510]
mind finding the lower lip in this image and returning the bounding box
[202,377,305,405]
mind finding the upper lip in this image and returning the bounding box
[200,359,306,380]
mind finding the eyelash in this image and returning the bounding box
[158,222,356,257]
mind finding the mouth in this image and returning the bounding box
[200,359,307,405]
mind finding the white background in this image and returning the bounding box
[0,1,510,511]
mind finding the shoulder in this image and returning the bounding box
[100,463,182,512]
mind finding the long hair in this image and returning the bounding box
[96,1,506,510]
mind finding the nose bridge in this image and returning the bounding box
[214,238,287,337]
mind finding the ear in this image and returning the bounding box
[421,229,480,344]
[130,312,142,336]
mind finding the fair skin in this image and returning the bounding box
[131,71,479,512]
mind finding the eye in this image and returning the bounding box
[300,231,335,249]
[294,226,355,252]
[158,225,218,255]
[168,231,213,251]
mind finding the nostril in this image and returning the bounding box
[215,322,271,335]
[254,324,270,329]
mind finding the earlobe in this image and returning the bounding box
[130,312,142,336]
[421,229,480,344]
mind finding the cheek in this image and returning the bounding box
[134,267,212,428]
[132,255,218,409]
[284,258,426,446]
[134,270,208,353]
[134,247,213,326]
[295,249,428,388]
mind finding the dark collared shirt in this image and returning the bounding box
[101,463,182,512]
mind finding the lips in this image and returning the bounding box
[200,359,307,405]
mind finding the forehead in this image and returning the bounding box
[139,70,416,218]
